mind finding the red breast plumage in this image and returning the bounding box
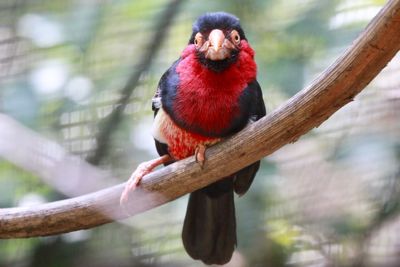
[154,41,256,159]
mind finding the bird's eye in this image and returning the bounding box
[231,30,240,45]
[194,32,203,48]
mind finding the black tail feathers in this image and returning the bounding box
[182,178,236,265]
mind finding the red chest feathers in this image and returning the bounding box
[173,41,257,136]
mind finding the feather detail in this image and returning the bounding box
[172,40,257,136]
[153,108,220,160]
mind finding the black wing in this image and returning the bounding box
[233,79,266,195]
[152,60,180,159]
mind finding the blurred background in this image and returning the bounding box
[0,0,399,266]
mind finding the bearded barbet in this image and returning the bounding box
[121,12,266,265]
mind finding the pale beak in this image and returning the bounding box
[204,29,233,61]
[208,29,225,52]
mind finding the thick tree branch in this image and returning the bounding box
[0,0,400,238]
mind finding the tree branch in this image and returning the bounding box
[0,113,116,196]
[1,0,400,238]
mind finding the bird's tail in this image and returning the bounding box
[182,178,236,265]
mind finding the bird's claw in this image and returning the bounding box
[195,144,206,168]
[120,167,148,206]
[119,155,172,206]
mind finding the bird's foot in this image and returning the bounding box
[120,155,171,205]
[195,144,206,168]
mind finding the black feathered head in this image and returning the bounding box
[188,12,247,72]
[189,12,246,44]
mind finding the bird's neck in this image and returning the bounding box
[176,41,257,95]
[179,41,257,85]
[171,41,257,136]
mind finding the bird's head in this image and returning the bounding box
[188,12,248,72]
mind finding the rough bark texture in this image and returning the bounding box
[0,0,400,238]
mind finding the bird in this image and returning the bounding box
[120,12,266,265]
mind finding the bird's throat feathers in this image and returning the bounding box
[179,40,256,79]
[173,40,257,136]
